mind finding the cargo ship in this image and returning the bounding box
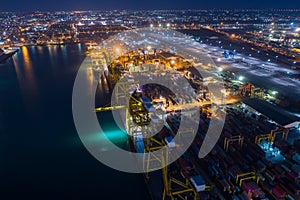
[0,48,18,63]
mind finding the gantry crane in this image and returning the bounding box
[271,127,289,141]
[94,73,197,200]
[236,172,260,187]
[239,83,255,98]
[162,166,197,200]
[95,81,150,127]
[255,127,290,145]
[253,87,264,99]
[161,129,198,200]
[255,133,274,144]
[224,135,244,152]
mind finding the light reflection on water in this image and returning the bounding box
[1,44,149,199]
[14,46,39,108]
[18,45,127,146]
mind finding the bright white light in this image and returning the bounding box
[147,46,151,50]
[77,22,84,26]
[115,47,120,53]
[150,24,154,28]
[217,58,221,62]
[171,60,175,64]
[238,76,244,81]
[167,23,170,27]
[218,67,223,72]
[296,27,300,32]
[272,91,278,95]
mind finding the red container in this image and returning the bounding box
[272,185,286,199]
[286,171,298,182]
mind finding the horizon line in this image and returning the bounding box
[1,8,300,13]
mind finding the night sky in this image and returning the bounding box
[1,0,300,12]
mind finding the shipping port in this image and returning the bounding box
[2,4,300,200]
[83,29,300,200]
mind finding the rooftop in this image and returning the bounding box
[242,98,300,126]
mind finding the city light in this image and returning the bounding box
[115,47,121,54]
[2,6,300,200]
[272,91,278,95]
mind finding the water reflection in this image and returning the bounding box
[14,47,39,107]
[62,45,68,64]
[3,44,148,199]
[22,46,31,67]
[77,43,82,52]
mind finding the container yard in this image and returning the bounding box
[91,47,300,200]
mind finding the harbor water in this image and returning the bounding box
[0,45,149,199]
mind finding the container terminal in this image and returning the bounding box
[89,44,300,200]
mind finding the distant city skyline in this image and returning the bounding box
[1,0,300,12]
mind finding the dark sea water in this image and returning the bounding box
[0,45,149,199]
